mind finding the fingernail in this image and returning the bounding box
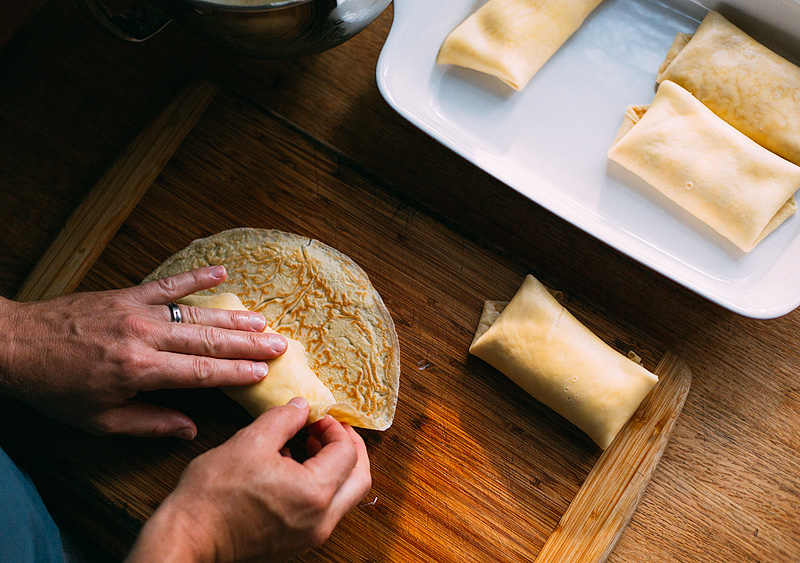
[250,314,266,331]
[176,428,196,440]
[209,265,226,279]
[270,334,287,354]
[288,397,308,409]
[253,362,269,380]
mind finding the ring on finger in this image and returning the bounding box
[167,302,183,323]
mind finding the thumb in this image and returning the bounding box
[250,397,310,450]
[91,403,197,440]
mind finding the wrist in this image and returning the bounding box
[127,497,220,563]
[0,297,20,394]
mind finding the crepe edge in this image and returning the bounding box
[145,227,400,431]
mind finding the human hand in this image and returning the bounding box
[0,266,287,438]
[127,397,372,563]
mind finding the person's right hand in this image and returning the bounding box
[126,397,372,563]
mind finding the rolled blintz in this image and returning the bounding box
[469,274,658,449]
[179,293,376,428]
[436,0,604,90]
[657,11,800,167]
[608,80,800,252]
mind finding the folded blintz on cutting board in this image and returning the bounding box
[608,80,800,252]
[436,0,604,90]
[469,274,658,449]
[657,11,800,167]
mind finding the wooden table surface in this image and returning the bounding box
[1,1,799,562]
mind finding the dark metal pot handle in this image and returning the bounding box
[74,0,172,42]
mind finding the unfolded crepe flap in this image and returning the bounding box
[656,32,692,79]
[610,104,649,146]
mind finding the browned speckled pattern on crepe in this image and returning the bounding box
[144,228,400,430]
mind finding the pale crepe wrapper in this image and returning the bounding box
[178,293,375,427]
[469,275,658,449]
[436,0,604,90]
[608,80,800,252]
[658,11,800,167]
[145,228,400,431]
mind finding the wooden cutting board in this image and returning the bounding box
[0,83,690,562]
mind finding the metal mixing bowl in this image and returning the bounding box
[76,0,392,58]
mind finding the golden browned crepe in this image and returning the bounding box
[436,0,604,90]
[657,11,800,167]
[179,293,379,427]
[608,80,800,252]
[145,228,400,430]
[469,274,658,449]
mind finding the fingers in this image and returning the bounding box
[91,402,197,439]
[133,266,228,305]
[142,351,272,390]
[342,424,370,480]
[138,323,288,390]
[303,416,359,490]
[248,397,311,451]
[328,425,372,518]
[174,303,267,333]
[306,434,323,458]
[152,323,287,360]
[304,419,371,524]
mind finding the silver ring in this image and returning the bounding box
[167,303,182,323]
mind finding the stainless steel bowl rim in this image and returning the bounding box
[181,0,317,12]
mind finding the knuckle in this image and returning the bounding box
[90,415,117,436]
[310,524,333,548]
[155,275,179,295]
[230,310,246,327]
[234,360,254,380]
[302,488,332,515]
[184,454,207,475]
[361,472,373,495]
[200,327,224,357]
[120,313,149,339]
[192,355,217,384]
[144,420,173,438]
[182,305,201,325]
[117,346,147,371]
[181,454,215,484]
[341,444,359,469]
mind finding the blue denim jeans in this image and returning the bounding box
[0,447,63,563]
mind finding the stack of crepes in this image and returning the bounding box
[145,228,400,430]
[608,11,800,252]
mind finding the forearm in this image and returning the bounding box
[126,497,219,563]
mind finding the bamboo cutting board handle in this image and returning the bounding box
[534,351,691,563]
[15,80,220,302]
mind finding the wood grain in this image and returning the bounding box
[4,88,681,563]
[535,352,691,563]
[14,80,219,301]
[1,1,799,562]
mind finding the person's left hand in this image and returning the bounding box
[0,265,287,439]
